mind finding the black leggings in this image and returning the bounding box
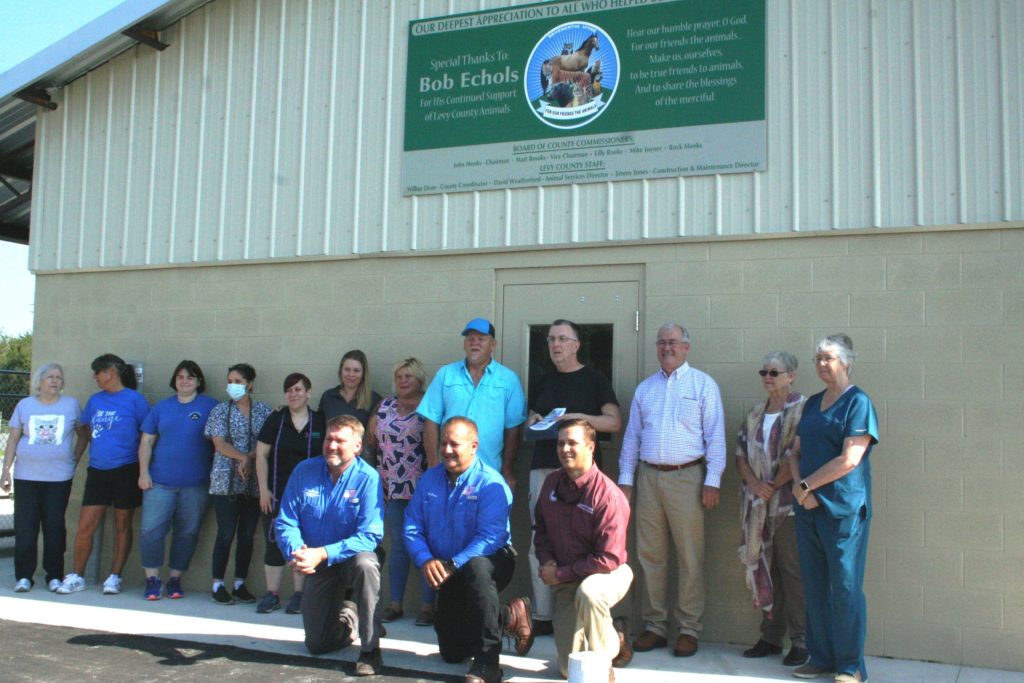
[210,494,260,580]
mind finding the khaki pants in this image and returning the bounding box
[635,463,705,638]
[551,563,634,677]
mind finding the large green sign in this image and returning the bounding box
[403,0,765,195]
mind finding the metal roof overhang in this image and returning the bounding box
[0,0,212,247]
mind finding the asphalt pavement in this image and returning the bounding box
[0,619,453,682]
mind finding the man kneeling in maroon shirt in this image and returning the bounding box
[534,419,634,679]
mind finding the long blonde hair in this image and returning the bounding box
[339,349,373,411]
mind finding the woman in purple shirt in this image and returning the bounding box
[1,363,81,592]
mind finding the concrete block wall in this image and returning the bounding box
[32,225,1023,670]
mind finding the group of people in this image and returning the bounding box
[2,316,877,683]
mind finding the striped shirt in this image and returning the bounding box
[617,362,726,488]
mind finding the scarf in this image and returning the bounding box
[737,391,805,610]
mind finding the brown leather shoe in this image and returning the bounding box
[503,596,534,656]
[611,617,633,667]
[673,634,698,657]
[631,630,668,652]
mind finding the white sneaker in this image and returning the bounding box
[56,573,85,594]
[47,578,62,592]
[14,578,31,592]
[102,573,122,595]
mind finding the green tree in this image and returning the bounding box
[0,331,31,370]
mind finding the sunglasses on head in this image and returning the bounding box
[758,369,783,377]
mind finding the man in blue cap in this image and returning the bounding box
[417,317,526,489]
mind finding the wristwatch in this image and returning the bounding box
[799,479,811,492]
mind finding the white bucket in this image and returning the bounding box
[567,650,611,683]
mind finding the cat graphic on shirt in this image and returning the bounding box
[28,414,65,446]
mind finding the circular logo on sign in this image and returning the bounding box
[524,22,619,129]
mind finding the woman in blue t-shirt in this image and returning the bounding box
[56,354,149,596]
[137,360,219,600]
[789,334,879,683]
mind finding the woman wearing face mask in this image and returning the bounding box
[254,372,325,615]
[204,363,272,605]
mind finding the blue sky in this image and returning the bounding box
[0,1,125,335]
[0,0,125,74]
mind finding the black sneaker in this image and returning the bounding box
[232,583,256,603]
[285,591,303,614]
[354,648,383,676]
[464,658,502,683]
[211,585,235,604]
[532,619,554,636]
[256,591,281,613]
[784,646,810,667]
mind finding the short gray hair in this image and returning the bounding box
[762,350,798,373]
[815,334,856,369]
[658,322,690,343]
[31,363,65,394]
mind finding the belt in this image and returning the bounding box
[642,458,704,472]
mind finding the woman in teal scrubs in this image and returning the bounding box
[789,334,878,683]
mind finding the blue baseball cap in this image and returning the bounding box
[461,317,496,337]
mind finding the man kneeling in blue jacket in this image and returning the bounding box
[405,417,533,683]
[275,414,385,676]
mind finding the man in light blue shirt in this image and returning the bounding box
[404,417,532,683]
[275,415,384,676]
[417,318,527,489]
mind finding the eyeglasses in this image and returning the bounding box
[758,369,784,377]
[656,340,686,348]
[546,335,578,344]
[814,355,840,365]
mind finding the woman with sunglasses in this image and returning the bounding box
[735,351,808,668]
[254,372,325,615]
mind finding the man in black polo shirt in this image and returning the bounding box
[524,319,621,635]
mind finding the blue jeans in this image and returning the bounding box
[139,483,209,571]
[385,498,434,605]
[14,478,73,584]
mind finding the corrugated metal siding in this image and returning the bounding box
[29,0,1024,271]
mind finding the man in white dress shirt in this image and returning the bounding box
[617,323,725,658]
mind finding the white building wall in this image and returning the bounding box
[28,0,1024,270]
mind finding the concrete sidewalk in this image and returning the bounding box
[1,558,1020,683]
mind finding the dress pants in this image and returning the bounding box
[795,505,870,681]
[635,463,706,638]
[434,549,515,666]
[301,551,383,655]
[550,564,633,677]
